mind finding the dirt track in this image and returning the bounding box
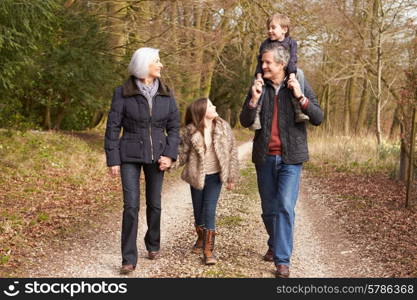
[27,141,385,277]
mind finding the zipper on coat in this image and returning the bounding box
[137,92,155,162]
[136,87,158,162]
[149,116,154,161]
[148,94,158,162]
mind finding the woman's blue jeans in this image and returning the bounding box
[255,155,302,266]
[190,173,222,230]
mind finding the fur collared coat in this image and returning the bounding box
[175,117,239,190]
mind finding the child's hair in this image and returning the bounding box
[184,98,208,135]
[266,13,291,37]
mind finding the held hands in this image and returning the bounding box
[158,156,172,171]
[107,157,172,176]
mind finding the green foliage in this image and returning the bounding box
[0,0,58,90]
[0,0,119,130]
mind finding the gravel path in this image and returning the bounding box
[27,141,384,278]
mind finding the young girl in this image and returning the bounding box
[175,98,239,265]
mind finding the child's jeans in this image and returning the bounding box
[190,173,222,230]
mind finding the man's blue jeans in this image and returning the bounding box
[255,155,302,266]
[190,173,222,230]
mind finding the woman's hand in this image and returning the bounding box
[108,165,120,177]
[158,156,172,171]
[226,182,235,190]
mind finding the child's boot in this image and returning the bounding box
[291,98,309,123]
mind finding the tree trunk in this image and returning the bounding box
[349,75,357,128]
[389,104,401,139]
[106,1,127,60]
[53,110,66,130]
[94,115,107,130]
[324,84,331,132]
[89,111,104,129]
[372,0,383,145]
[43,105,52,130]
[343,79,351,135]
[53,96,71,130]
[187,3,204,99]
[320,84,327,124]
[356,78,369,134]
[375,31,383,145]
[225,107,231,124]
[200,59,216,97]
[399,134,409,181]
[405,107,416,208]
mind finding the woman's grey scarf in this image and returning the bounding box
[136,78,159,114]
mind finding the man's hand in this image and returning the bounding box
[256,73,265,86]
[108,165,120,177]
[287,76,302,99]
[250,79,263,106]
[226,182,235,190]
[158,156,172,171]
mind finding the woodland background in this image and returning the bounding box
[1,0,415,134]
[1,1,417,171]
[0,0,416,276]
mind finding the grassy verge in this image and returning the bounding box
[0,129,123,277]
[305,130,400,176]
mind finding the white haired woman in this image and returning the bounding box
[104,48,180,275]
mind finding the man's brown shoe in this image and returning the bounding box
[263,249,274,262]
[275,265,290,278]
[120,264,135,275]
[148,251,160,260]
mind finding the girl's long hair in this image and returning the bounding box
[184,98,209,136]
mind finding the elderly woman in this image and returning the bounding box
[104,47,180,275]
